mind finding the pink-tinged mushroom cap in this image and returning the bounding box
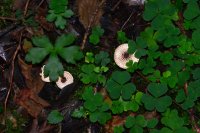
[40,65,50,82]
[56,71,74,89]
[114,43,139,69]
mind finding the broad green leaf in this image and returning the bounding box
[55,34,76,48]
[31,36,53,48]
[58,46,83,64]
[44,54,64,81]
[25,48,49,64]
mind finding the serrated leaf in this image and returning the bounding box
[32,36,53,48]
[55,34,76,48]
[58,46,83,64]
[44,54,64,81]
[25,48,49,64]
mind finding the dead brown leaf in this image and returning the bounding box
[76,0,104,29]
[14,56,49,118]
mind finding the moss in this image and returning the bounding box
[0,0,13,28]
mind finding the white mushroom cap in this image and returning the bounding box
[56,71,74,89]
[114,43,139,69]
[40,65,51,82]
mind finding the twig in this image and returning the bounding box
[111,0,122,11]
[36,0,46,9]
[24,0,31,17]
[0,45,17,55]
[121,11,135,30]
[0,16,17,21]
[80,0,105,50]
[4,32,22,120]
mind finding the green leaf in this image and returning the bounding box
[192,68,200,80]
[161,109,185,130]
[58,46,83,64]
[55,15,67,29]
[147,118,158,128]
[121,83,136,100]
[125,116,135,128]
[160,52,173,65]
[55,34,76,48]
[148,83,168,98]
[89,34,100,45]
[49,0,66,13]
[31,36,53,48]
[117,31,128,43]
[156,96,172,112]
[111,71,131,85]
[72,107,86,118]
[85,52,94,63]
[192,30,200,49]
[47,110,64,124]
[183,1,200,20]
[111,100,124,114]
[25,48,49,64]
[44,54,64,81]
[95,51,110,66]
[114,126,125,133]
[89,26,104,45]
[63,9,74,18]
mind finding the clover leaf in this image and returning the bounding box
[82,86,111,124]
[161,109,188,131]
[106,71,136,100]
[47,110,64,124]
[143,0,177,21]
[89,26,104,45]
[140,27,158,51]
[125,115,147,133]
[138,57,156,75]
[128,37,147,58]
[117,31,128,43]
[176,80,200,110]
[26,34,83,81]
[79,64,106,85]
[142,83,172,112]
[82,86,104,112]
[183,0,200,20]
[114,126,125,133]
[95,51,110,66]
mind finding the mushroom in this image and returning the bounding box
[40,65,50,82]
[56,71,74,89]
[114,43,139,69]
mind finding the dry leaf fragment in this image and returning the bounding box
[16,56,49,117]
[76,0,104,29]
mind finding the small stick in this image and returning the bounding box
[4,32,22,119]
[0,16,17,21]
[111,0,122,11]
[24,0,31,16]
[121,11,135,30]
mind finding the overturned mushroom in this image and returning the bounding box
[40,65,50,82]
[114,43,139,69]
[56,71,74,89]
